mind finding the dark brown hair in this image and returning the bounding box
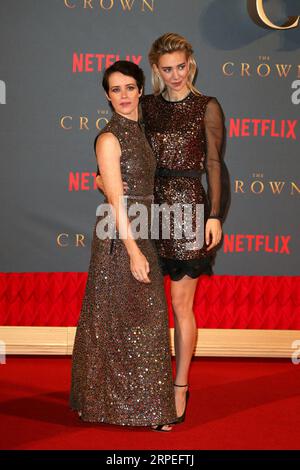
[102,60,145,93]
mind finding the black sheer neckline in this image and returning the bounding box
[160,91,193,104]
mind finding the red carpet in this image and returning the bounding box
[1,356,300,450]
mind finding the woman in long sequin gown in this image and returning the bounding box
[70,61,177,429]
[96,34,226,424]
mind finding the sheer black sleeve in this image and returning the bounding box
[204,97,225,221]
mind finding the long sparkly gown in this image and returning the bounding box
[141,92,224,281]
[70,112,177,426]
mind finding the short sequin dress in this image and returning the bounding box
[141,92,224,281]
[70,111,177,426]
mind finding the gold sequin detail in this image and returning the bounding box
[141,93,223,262]
[70,112,177,426]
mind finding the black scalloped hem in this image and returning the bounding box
[159,256,213,281]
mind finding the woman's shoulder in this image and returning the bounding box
[140,93,159,109]
[192,91,217,103]
[198,95,225,125]
[141,93,156,103]
[199,93,222,106]
[140,94,162,122]
[93,118,119,153]
[193,93,224,115]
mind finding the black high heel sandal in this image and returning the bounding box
[174,383,189,424]
[151,383,190,430]
[151,424,173,432]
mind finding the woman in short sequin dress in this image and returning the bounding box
[70,61,177,430]
[140,33,225,422]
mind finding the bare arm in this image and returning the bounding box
[96,133,150,283]
[96,173,128,195]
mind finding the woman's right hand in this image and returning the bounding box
[96,175,128,196]
[129,249,151,283]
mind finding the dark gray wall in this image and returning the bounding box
[0,0,299,275]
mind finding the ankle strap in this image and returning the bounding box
[174,383,188,387]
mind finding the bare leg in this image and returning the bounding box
[170,275,199,417]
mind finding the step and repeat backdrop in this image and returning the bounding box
[0,0,299,329]
[1,0,299,276]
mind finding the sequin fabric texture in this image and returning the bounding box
[70,112,177,426]
[141,92,224,278]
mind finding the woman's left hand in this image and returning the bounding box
[205,219,222,251]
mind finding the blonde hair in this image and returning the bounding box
[148,33,201,96]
